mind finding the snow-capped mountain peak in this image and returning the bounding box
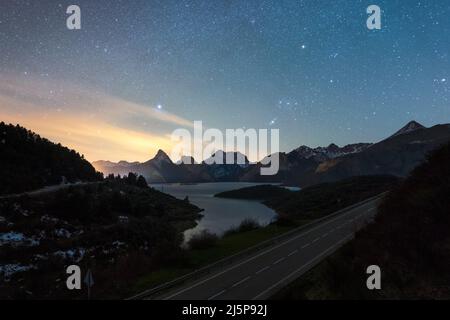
[292,142,371,161]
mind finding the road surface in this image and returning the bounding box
[156,197,381,300]
[0,182,99,200]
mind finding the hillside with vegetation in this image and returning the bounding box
[265,175,399,221]
[274,142,450,299]
[215,175,400,222]
[215,184,292,200]
[0,122,103,195]
[0,174,203,299]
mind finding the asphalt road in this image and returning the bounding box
[158,197,381,300]
[0,182,98,200]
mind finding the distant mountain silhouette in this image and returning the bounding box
[296,122,450,186]
[240,142,372,183]
[93,150,252,183]
[93,121,450,186]
[390,120,425,138]
[291,143,372,162]
[0,122,103,195]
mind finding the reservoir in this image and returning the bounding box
[151,182,279,242]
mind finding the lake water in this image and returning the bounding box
[150,182,280,242]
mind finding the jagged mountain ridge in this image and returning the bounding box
[92,121,450,186]
[92,143,369,184]
[390,120,425,138]
[294,122,450,186]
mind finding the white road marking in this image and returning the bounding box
[312,237,320,243]
[232,276,251,288]
[273,257,285,265]
[208,289,226,300]
[256,266,270,274]
[288,250,298,257]
[301,243,310,249]
[252,234,354,300]
[162,201,376,299]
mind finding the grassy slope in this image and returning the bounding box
[131,223,301,294]
[273,143,450,300]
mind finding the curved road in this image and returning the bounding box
[155,197,381,300]
[0,182,99,200]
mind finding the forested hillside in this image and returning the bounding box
[0,122,103,195]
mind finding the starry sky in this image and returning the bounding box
[0,0,449,162]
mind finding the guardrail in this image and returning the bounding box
[127,192,387,300]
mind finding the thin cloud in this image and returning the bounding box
[0,73,193,162]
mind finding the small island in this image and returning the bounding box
[214,175,400,222]
[214,184,292,200]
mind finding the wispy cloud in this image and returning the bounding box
[0,73,193,162]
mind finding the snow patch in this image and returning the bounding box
[0,232,40,247]
[0,264,36,279]
[53,248,85,262]
[54,228,72,238]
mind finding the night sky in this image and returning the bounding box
[1,0,449,162]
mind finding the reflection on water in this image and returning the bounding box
[150,182,280,242]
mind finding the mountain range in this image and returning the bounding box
[92,121,450,187]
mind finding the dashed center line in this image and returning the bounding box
[208,289,226,300]
[256,266,270,274]
[232,276,251,288]
[288,250,298,257]
[273,257,285,265]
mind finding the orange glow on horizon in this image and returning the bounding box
[0,73,189,163]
